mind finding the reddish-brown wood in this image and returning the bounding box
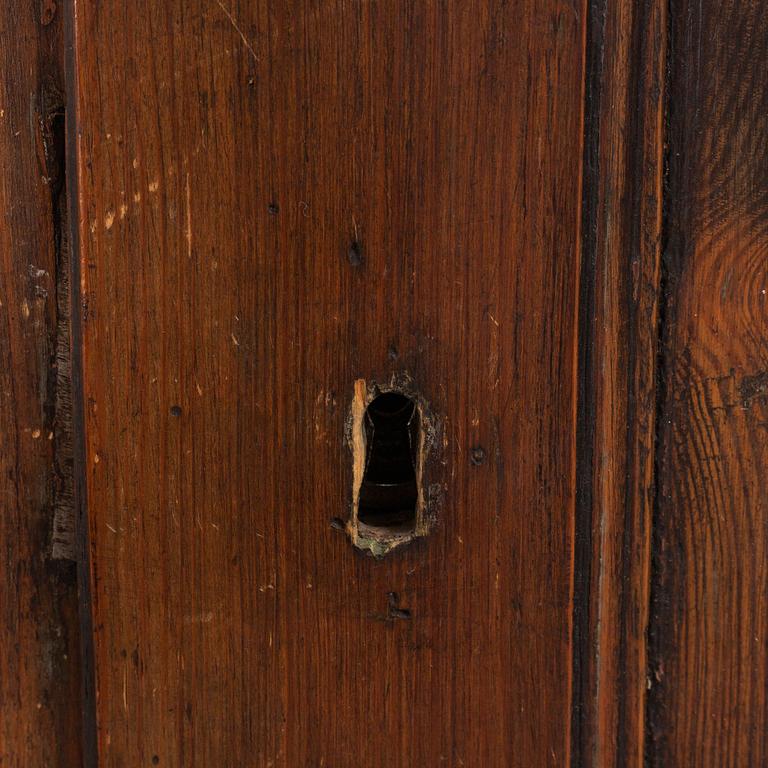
[72,0,587,764]
[5,1,768,765]
[648,0,768,765]
[575,0,666,765]
[0,3,83,766]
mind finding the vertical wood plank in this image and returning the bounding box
[648,0,768,764]
[72,0,587,765]
[0,3,83,766]
[575,0,666,764]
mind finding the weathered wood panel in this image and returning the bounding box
[0,2,83,766]
[648,0,768,764]
[72,1,586,765]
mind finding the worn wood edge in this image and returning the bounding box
[0,1,84,764]
[574,0,667,764]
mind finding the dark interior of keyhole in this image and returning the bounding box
[358,392,419,530]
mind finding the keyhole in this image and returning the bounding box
[357,392,419,532]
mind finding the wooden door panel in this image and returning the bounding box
[72,1,586,765]
[3,0,767,765]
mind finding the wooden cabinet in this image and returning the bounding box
[1,1,766,765]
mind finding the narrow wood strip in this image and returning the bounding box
[575,0,666,764]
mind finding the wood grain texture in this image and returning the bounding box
[71,0,586,765]
[574,0,665,765]
[648,0,768,765]
[0,2,83,766]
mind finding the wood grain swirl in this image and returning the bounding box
[648,1,768,765]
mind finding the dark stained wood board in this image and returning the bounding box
[647,0,768,765]
[0,2,83,766]
[71,1,587,765]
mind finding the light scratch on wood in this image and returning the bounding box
[185,172,192,259]
[215,0,260,63]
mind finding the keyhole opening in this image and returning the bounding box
[358,392,419,532]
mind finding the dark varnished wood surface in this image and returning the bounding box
[0,3,82,766]
[648,0,768,765]
[72,0,586,765]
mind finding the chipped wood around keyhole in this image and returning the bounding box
[346,377,438,557]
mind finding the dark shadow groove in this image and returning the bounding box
[63,1,99,764]
[572,0,608,764]
[644,0,676,762]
